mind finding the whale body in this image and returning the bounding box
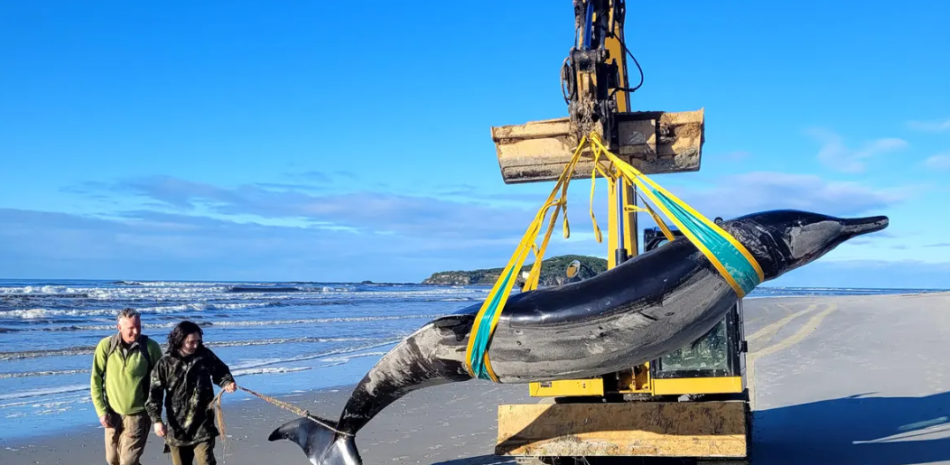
[269,209,889,465]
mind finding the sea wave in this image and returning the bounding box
[210,314,445,327]
[0,286,79,295]
[227,339,400,372]
[0,336,393,361]
[0,302,276,320]
[4,312,444,333]
[0,369,89,379]
[0,279,489,441]
[0,342,397,402]
[0,384,88,401]
[0,396,89,411]
[1,293,89,299]
[319,351,389,363]
[0,287,484,317]
[211,336,372,348]
[0,365,316,385]
[1,284,480,299]
[231,366,312,376]
[228,286,302,293]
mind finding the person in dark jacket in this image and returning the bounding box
[146,321,237,465]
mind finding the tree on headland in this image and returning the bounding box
[421,255,607,287]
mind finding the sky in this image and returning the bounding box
[1,1,949,288]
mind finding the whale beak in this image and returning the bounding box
[842,215,889,237]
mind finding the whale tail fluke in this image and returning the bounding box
[268,417,361,465]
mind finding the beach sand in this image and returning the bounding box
[3,292,949,465]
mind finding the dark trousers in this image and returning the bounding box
[169,439,216,465]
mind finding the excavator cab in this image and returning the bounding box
[643,227,748,400]
[539,227,748,402]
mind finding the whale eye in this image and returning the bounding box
[665,312,675,317]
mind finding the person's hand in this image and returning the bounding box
[99,414,112,429]
[224,381,237,393]
[153,422,166,437]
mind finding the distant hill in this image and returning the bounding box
[421,254,607,287]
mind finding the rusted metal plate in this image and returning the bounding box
[496,400,748,458]
[491,109,704,184]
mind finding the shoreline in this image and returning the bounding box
[1,379,532,465]
[3,292,950,464]
[0,368,382,441]
[12,381,359,437]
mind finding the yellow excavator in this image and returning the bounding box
[489,1,751,463]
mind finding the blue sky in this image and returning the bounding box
[1,1,948,288]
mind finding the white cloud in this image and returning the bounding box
[924,153,950,170]
[719,151,750,161]
[67,175,541,241]
[0,208,531,282]
[807,129,909,173]
[906,118,950,132]
[769,259,950,289]
[669,171,910,220]
[36,169,916,282]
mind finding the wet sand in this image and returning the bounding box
[748,291,950,465]
[2,292,949,465]
[0,379,529,465]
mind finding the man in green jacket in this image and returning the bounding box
[90,308,164,465]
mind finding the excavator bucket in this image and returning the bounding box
[491,109,705,184]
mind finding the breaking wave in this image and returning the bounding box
[0,369,89,379]
[231,366,311,376]
[0,336,391,361]
[3,313,445,333]
[0,302,276,320]
[0,384,89,401]
[0,278,487,439]
[228,286,302,293]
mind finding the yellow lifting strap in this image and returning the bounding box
[463,133,765,382]
[585,133,764,296]
[463,136,588,382]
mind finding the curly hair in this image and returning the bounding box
[166,320,204,354]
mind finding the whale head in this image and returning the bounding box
[723,210,889,281]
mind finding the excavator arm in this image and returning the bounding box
[492,0,704,185]
[490,3,749,463]
[563,0,635,144]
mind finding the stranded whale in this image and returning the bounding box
[269,209,889,465]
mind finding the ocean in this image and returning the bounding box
[0,278,944,441]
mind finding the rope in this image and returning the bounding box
[209,384,354,454]
[210,389,233,459]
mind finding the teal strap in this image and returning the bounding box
[468,266,518,380]
[653,189,762,296]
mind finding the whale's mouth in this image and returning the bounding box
[842,215,889,236]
